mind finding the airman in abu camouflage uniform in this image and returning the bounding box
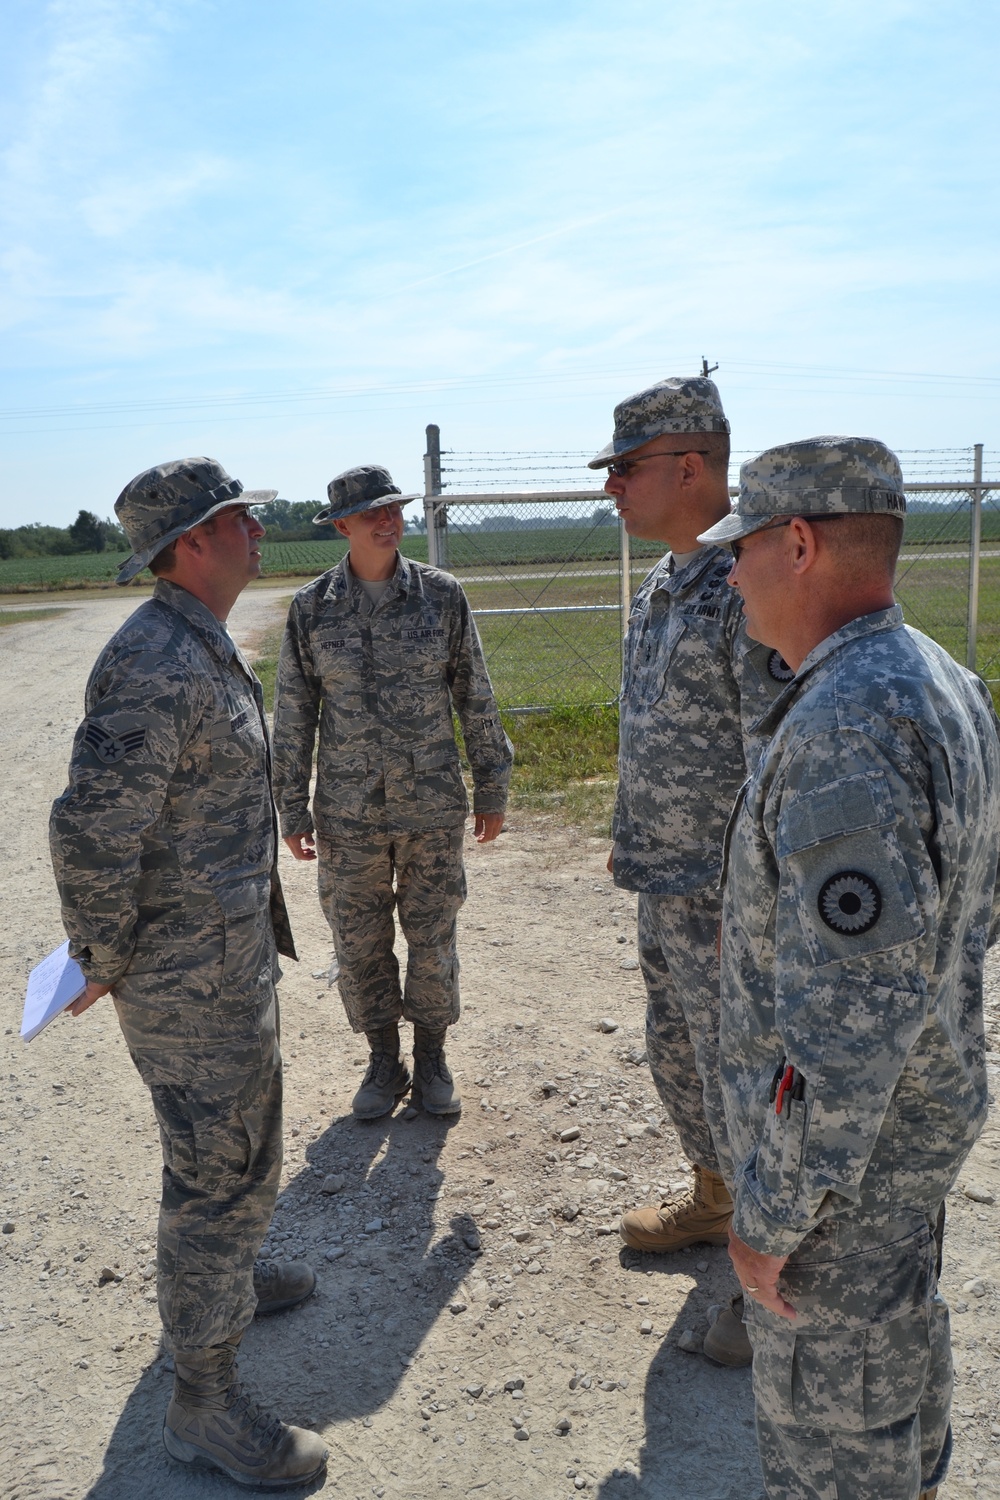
[272,464,512,1119]
[700,436,1000,1500]
[49,458,328,1490]
[588,376,785,1367]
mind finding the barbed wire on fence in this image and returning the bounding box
[426,457,1000,711]
[439,447,997,492]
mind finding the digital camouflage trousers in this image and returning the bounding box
[637,889,729,1174]
[316,825,467,1034]
[752,1291,953,1499]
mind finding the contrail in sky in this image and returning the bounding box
[386,214,613,295]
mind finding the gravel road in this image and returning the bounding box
[1,590,998,1500]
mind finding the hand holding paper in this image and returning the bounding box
[22,940,88,1042]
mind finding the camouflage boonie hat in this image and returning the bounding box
[312,464,422,525]
[114,457,277,584]
[588,376,730,468]
[698,436,906,546]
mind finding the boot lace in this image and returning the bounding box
[226,1381,285,1448]
[363,1051,403,1088]
[416,1048,452,1084]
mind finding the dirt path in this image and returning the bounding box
[1,593,998,1500]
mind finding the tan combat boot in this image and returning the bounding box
[413,1024,462,1115]
[702,1293,753,1367]
[352,1024,411,1119]
[619,1165,733,1252]
[164,1341,328,1490]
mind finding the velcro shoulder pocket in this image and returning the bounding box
[777,772,894,858]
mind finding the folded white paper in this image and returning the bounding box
[22,940,87,1042]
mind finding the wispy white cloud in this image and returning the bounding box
[1,0,998,524]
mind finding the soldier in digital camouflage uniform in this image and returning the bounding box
[49,458,328,1490]
[588,376,786,1366]
[699,436,1000,1500]
[272,464,512,1119]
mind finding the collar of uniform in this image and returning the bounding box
[659,544,725,595]
[753,604,905,739]
[153,577,237,664]
[324,551,410,603]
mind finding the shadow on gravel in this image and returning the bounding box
[82,1101,469,1497]
[595,1255,765,1500]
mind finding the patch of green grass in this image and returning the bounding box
[0,607,69,626]
[251,600,620,832]
[249,605,292,712]
[501,704,619,837]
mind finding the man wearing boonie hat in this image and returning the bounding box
[50,457,328,1489]
[589,376,786,1367]
[699,436,1000,1500]
[272,464,512,1119]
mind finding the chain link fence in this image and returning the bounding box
[420,433,999,710]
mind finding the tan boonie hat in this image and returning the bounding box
[114,457,276,584]
[697,436,906,546]
[312,464,422,525]
[588,375,730,468]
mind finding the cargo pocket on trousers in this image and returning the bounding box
[152,1085,263,1199]
[754,1304,932,1432]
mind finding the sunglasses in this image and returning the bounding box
[729,514,843,561]
[606,450,709,477]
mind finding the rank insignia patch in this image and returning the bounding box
[84,723,147,765]
[768,650,795,683]
[818,870,882,935]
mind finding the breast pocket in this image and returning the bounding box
[399,622,449,673]
[209,707,265,779]
[631,615,688,705]
[316,632,364,693]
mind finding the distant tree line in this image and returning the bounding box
[255,498,428,537]
[0,511,127,560]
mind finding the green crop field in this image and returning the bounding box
[4,510,1000,708]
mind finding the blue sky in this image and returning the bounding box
[1,0,998,527]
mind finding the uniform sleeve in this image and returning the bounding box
[726,596,793,777]
[49,648,202,987]
[446,586,513,816]
[733,729,940,1257]
[271,597,322,839]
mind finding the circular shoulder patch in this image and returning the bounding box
[818,871,882,936]
[767,650,795,683]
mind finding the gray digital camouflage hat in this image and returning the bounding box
[588,376,730,469]
[697,436,906,546]
[312,464,422,526]
[114,457,277,584]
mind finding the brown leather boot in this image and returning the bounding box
[164,1341,328,1490]
[619,1165,733,1252]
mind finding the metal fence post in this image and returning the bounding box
[423,423,448,571]
[967,442,983,672]
[619,517,631,683]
